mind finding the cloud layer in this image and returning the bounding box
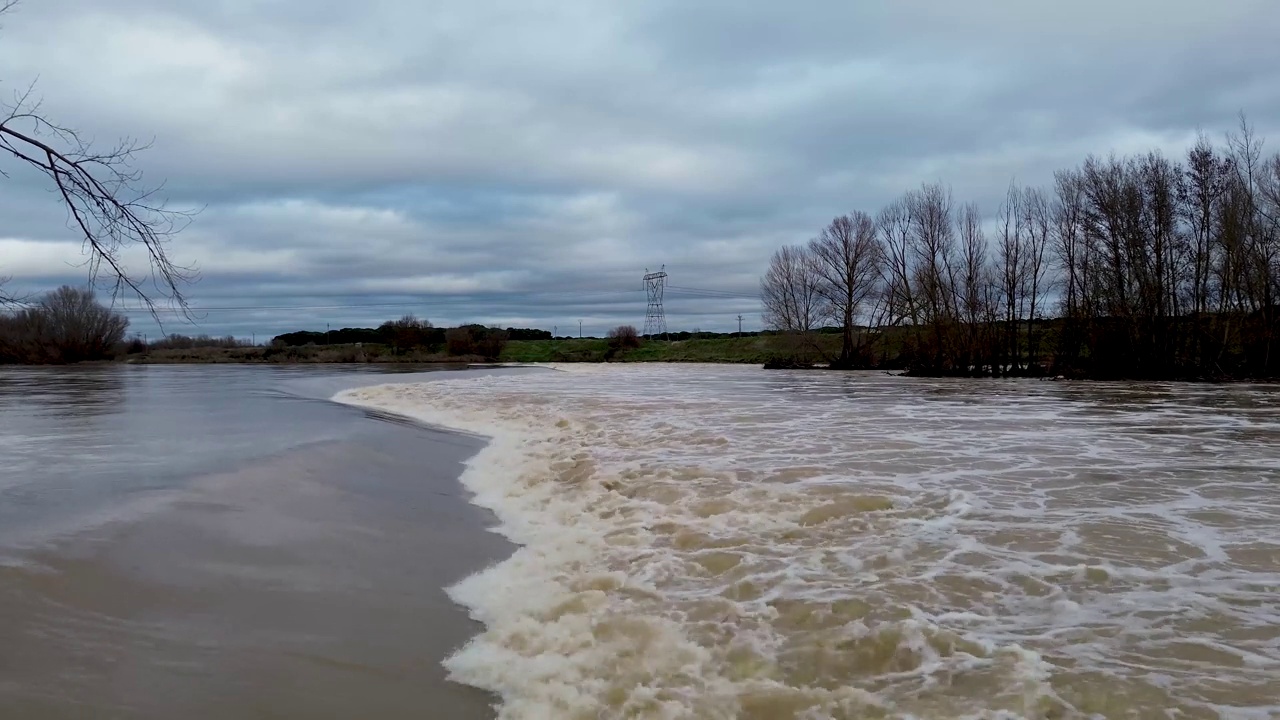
[2,0,1278,337]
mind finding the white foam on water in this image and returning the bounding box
[336,364,1280,720]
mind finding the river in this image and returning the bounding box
[4,363,1278,719]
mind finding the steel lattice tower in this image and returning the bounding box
[642,266,668,338]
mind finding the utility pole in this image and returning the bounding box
[326,323,330,345]
[578,320,583,338]
[737,315,743,337]
[643,265,668,340]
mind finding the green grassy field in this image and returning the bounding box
[129,335,844,365]
[499,335,841,364]
[115,320,1149,377]
[129,337,793,365]
[128,344,485,365]
[124,326,1060,371]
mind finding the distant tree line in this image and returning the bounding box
[0,296,568,363]
[145,334,249,351]
[0,286,129,364]
[268,315,546,360]
[762,116,1280,379]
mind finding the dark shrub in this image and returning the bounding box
[474,327,509,359]
[0,286,128,364]
[445,327,475,356]
[607,325,641,350]
[379,314,435,353]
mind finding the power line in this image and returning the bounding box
[666,290,754,301]
[113,289,645,314]
[667,285,757,299]
[108,286,757,315]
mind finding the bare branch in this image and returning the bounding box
[0,21,197,323]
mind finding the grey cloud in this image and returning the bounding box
[1,0,1278,339]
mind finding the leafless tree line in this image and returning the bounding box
[0,286,129,363]
[762,115,1280,379]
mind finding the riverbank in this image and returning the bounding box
[124,343,492,365]
[120,335,803,365]
[36,322,1279,381]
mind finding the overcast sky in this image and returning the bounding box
[2,0,1278,339]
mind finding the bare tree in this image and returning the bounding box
[761,244,828,366]
[1260,151,1280,371]
[997,182,1026,372]
[907,183,959,371]
[908,183,958,327]
[808,212,882,366]
[1052,168,1089,370]
[1183,134,1227,320]
[0,3,194,312]
[761,244,825,334]
[1259,150,1280,301]
[1020,186,1052,368]
[1135,151,1186,371]
[0,285,127,363]
[1226,114,1280,370]
[877,197,919,329]
[957,201,995,371]
[1053,169,1087,315]
[607,324,641,349]
[39,285,129,358]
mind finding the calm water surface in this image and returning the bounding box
[0,363,530,719]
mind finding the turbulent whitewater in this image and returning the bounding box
[337,365,1280,720]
